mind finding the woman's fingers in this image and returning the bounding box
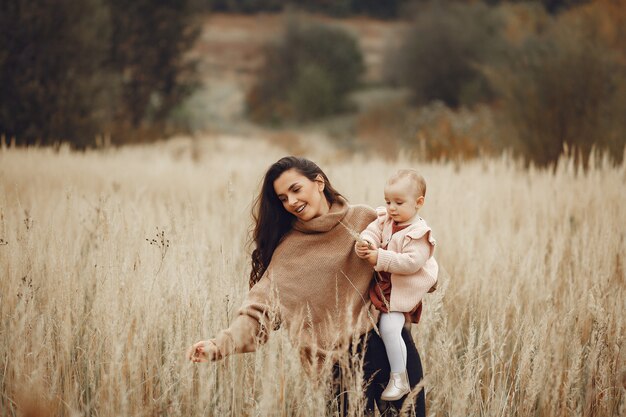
[193,353,208,363]
[187,343,198,360]
[187,341,206,361]
[188,340,219,363]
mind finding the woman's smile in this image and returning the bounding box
[274,168,329,221]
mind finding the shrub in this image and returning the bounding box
[287,64,336,121]
[487,13,626,166]
[386,1,505,108]
[355,101,497,161]
[247,19,364,124]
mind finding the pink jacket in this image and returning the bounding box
[360,207,438,312]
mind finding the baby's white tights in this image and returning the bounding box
[379,311,407,373]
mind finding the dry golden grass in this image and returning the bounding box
[1,136,624,416]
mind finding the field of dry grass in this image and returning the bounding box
[1,136,624,416]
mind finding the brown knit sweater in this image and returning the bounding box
[212,199,378,365]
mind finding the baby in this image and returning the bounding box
[355,169,438,401]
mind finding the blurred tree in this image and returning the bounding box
[295,0,352,17]
[0,0,114,147]
[487,11,626,166]
[483,0,592,14]
[107,0,201,137]
[350,0,410,18]
[0,0,198,147]
[196,0,411,18]
[0,0,200,146]
[387,1,506,107]
[537,0,592,14]
[580,0,626,54]
[209,0,283,13]
[247,19,364,123]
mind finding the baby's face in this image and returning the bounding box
[384,178,423,223]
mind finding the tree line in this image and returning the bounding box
[1,0,623,166]
[0,0,200,147]
[198,0,591,18]
[247,0,625,166]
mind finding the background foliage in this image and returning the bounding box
[488,11,626,166]
[202,0,411,18]
[385,1,506,108]
[0,0,200,146]
[107,0,200,137]
[200,0,592,18]
[0,0,624,166]
[0,0,113,148]
[246,20,364,124]
[378,0,625,166]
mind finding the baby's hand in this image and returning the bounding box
[364,249,378,266]
[355,240,371,258]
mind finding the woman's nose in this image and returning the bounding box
[288,195,298,206]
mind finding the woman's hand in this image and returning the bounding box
[187,340,219,363]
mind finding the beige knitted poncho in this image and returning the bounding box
[212,199,378,365]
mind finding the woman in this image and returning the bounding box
[187,156,426,416]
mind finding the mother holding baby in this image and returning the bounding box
[187,156,427,416]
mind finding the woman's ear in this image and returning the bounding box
[315,174,325,192]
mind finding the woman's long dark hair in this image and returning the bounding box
[249,156,344,288]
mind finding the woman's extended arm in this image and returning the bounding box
[359,207,387,248]
[187,275,279,362]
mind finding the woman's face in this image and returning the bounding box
[273,168,329,221]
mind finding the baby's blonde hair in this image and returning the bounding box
[387,169,427,199]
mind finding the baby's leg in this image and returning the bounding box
[379,312,407,373]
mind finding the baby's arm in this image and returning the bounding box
[359,207,387,249]
[375,236,432,275]
[355,213,383,261]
